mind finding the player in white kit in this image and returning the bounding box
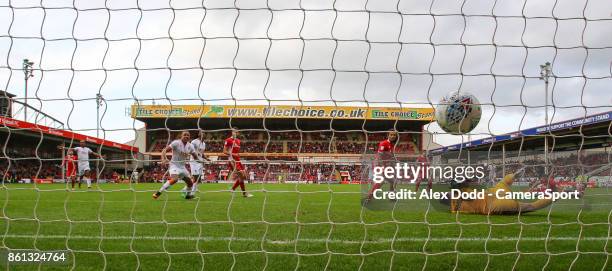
[153,131,202,200]
[131,169,140,183]
[69,140,104,189]
[188,131,208,195]
[249,171,255,183]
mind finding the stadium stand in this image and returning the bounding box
[0,91,139,184]
[432,111,612,188]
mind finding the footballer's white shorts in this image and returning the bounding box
[169,165,191,179]
[77,162,90,177]
[189,162,203,175]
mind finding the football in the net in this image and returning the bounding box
[435,91,482,135]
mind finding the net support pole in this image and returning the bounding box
[124,156,128,180]
[22,59,34,122]
[61,146,65,189]
[467,150,471,166]
[540,62,552,175]
[502,144,506,177]
[467,134,472,166]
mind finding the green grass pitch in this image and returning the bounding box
[0,183,609,271]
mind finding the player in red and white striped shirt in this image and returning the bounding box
[365,131,398,200]
[62,149,78,190]
[224,129,253,198]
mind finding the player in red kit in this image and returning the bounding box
[62,149,78,190]
[224,128,253,198]
[365,131,398,201]
[414,154,432,192]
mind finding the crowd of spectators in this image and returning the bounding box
[0,159,59,182]
[286,142,331,153]
[137,161,365,183]
[147,131,420,155]
[0,143,132,183]
[494,152,610,179]
[7,129,608,185]
[2,141,608,185]
[6,150,606,184]
[0,159,123,183]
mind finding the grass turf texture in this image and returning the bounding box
[0,183,610,271]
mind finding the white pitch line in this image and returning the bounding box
[3,235,610,244]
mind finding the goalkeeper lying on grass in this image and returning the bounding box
[443,168,555,215]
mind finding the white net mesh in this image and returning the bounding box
[0,0,611,270]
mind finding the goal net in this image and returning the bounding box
[0,0,610,270]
